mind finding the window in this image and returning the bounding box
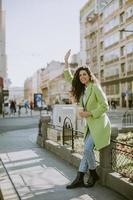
[120,30,126,39]
[120,46,125,56]
[104,48,120,62]
[106,84,119,95]
[100,41,104,49]
[100,27,103,34]
[104,65,119,77]
[126,5,133,19]
[104,32,119,48]
[121,63,125,74]
[121,63,125,72]
[126,23,133,37]
[120,12,125,24]
[115,84,119,94]
[104,16,119,33]
[126,42,133,54]
[119,0,125,7]
[100,55,104,62]
[100,70,104,78]
[127,59,133,72]
[103,1,119,20]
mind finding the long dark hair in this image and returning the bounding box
[71,66,97,102]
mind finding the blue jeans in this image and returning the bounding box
[79,133,96,172]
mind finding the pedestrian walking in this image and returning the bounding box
[30,100,33,115]
[64,49,111,189]
[10,100,16,116]
[18,102,22,116]
[24,100,29,113]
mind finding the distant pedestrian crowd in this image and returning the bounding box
[7,99,34,116]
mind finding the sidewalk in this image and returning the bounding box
[0,128,127,200]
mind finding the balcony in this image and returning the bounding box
[104,57,119,65]
[105,75,119,81]
[127,70,133,75]
[101,73,133,86]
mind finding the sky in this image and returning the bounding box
[3,0,87,87]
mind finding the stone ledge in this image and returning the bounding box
[106,172,133,200]
[45,140,81,168]
[44,139,133,200]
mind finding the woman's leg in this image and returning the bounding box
[66,134,97,189]
[79,134,99,187]
[79,134,96,172]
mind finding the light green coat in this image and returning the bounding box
[64,69,111,150]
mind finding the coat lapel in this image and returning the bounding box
[84,82,93,109]
[80,82,93,110]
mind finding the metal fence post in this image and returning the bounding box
[63,117,74,149]
[62,124,65,145]
[71,128,74,150]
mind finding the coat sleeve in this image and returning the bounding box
[90,84,109,118]
[64,69,73,84]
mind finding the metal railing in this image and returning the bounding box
[62,117,74,149]
[122,111,133,127]
[107,110,133,128]
[47,120,84,149]
[111,140,133,182]
[47,117,100,162]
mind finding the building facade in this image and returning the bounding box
[40,61,71,105]
[80,0,97,65]
[32,69,42,96]
[24,77,33,101]
[40,67,49,104]
[24,69,42,102]
[100,0,133,108]
[80,0,133,108]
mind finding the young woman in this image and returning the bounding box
[64,49,111,189]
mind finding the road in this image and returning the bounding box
[0,116,39,134]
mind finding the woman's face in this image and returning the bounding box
[79,70,90,86]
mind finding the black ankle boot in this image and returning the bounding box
[87,169,99,187]
[66,171,84,189]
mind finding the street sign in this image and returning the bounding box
[2,90,9,96]
[34,93,42,109]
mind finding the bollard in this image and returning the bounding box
[37,116,51,147]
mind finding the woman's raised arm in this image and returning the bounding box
[64,49,71,68]
[64,49,73,83]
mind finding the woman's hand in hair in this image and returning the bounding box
[64,49,71,68]
[79,110,92,118]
